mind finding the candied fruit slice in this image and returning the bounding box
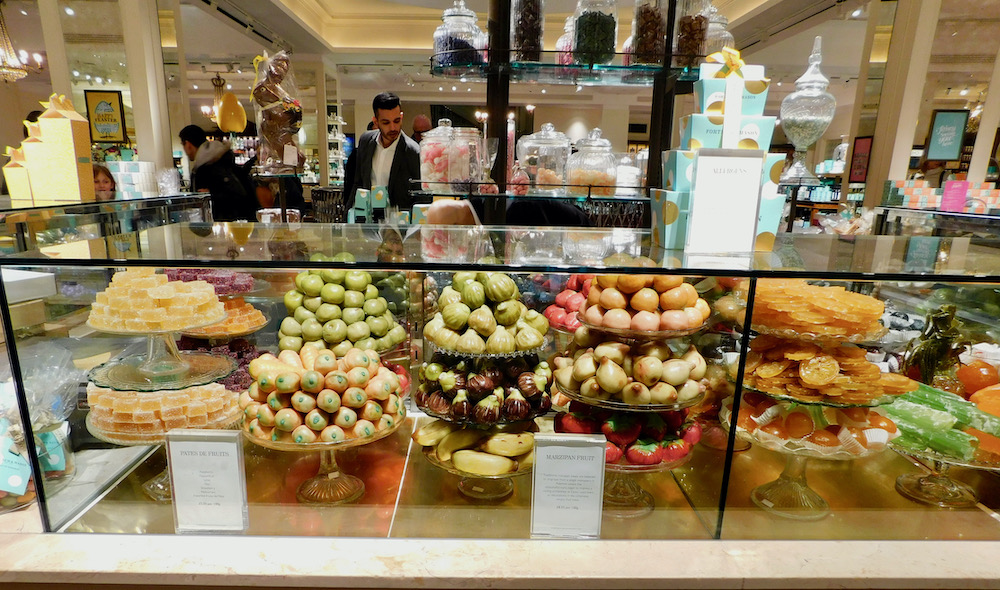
[799,355,841,387]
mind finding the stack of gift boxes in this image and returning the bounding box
[348,186,435,225]
[346,186,388,223]
[104,161,158,200]
[2,94,95,208]
[882,179,1000,212]
[653,50,787,251]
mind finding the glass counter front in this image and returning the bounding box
[2,223,1000,545]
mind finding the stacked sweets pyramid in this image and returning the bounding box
[87,382,239,442]
[89,267,225,332]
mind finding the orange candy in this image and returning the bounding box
[957,361,1000,397]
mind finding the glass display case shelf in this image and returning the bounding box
[430,52,699,87]
[408,189,648,203]
[874,206,1000,238]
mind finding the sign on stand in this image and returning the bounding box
[530,434,606,539]
[167,430,248,534]
[685,148,765,255]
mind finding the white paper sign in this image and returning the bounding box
[167,430,248,534]
[530,434,605,539]
[686,149,765,254]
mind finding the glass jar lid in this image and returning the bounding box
[575,128,612,151]
[443,0,477,21]
[421,118,454,143]
[707,3,727,26]
[522,123,571,148]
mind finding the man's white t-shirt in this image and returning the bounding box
[371,133,399,188]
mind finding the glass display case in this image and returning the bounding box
[2,223,1000,550]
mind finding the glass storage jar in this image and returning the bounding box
[779,36,836,185]
[419,119,483,194]
[433,0,487,67]
[511,0,545,62]
[566,128,617,197]
[632,0,667,65]
[556,16,576,66]
[516,123,572,195]
[572,0,618,65]
[420,119,455,193]
[674,0,709,68]
[704,3,734,55]
[450,125,484,194]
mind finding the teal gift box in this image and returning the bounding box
[411,204,431,224]
[662,150,696,192]
[650,189,690,250]
[389,210,410,224]
[354,188,370,209]
[756,188,785,250]
[761,152,785,192]
[679,114,776,151]
[693,78,770,117]
[371,185,388,208]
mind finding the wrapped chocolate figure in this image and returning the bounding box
[252,51,303,173]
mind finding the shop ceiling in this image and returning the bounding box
[4,0,998,117]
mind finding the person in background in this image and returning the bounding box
[353,92,421,212]
[411,114,432,144]
[179,125,257,221]
[93,164,116,201]
[918,159,947,188]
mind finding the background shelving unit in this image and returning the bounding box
[426,0,691,225]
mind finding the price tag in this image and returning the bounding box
[530,434,605,539]
[167,430,248,534]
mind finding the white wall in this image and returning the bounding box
[0,81,53,159]
[531,106,603,144]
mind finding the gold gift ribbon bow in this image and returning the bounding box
[707,47,745,78]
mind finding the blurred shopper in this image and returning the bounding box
[179,125,257,221]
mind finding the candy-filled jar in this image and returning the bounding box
[632,0,667,65]
[433,0,487,67]
[516,122,572,195]
[511,0,545,62]
[566,128,617,197]
[419,119,483,194]
[572,0,618,65]
[675,0,709,68]
[556,16,576,66]
[450,126,484,193]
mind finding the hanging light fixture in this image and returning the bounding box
[202,72,226,123]
[0,0,43,83]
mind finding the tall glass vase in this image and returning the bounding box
[779,36,836,185]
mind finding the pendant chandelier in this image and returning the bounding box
[0,0,43,83]
[200,73,226,123]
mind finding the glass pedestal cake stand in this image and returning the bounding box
[243,409,405,504]
[891,443,1000,509]
[86,410,241,501]
[721,393,892,521]
[423,445,532,501]
[557,384,705,518]
[87,316,237,392]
